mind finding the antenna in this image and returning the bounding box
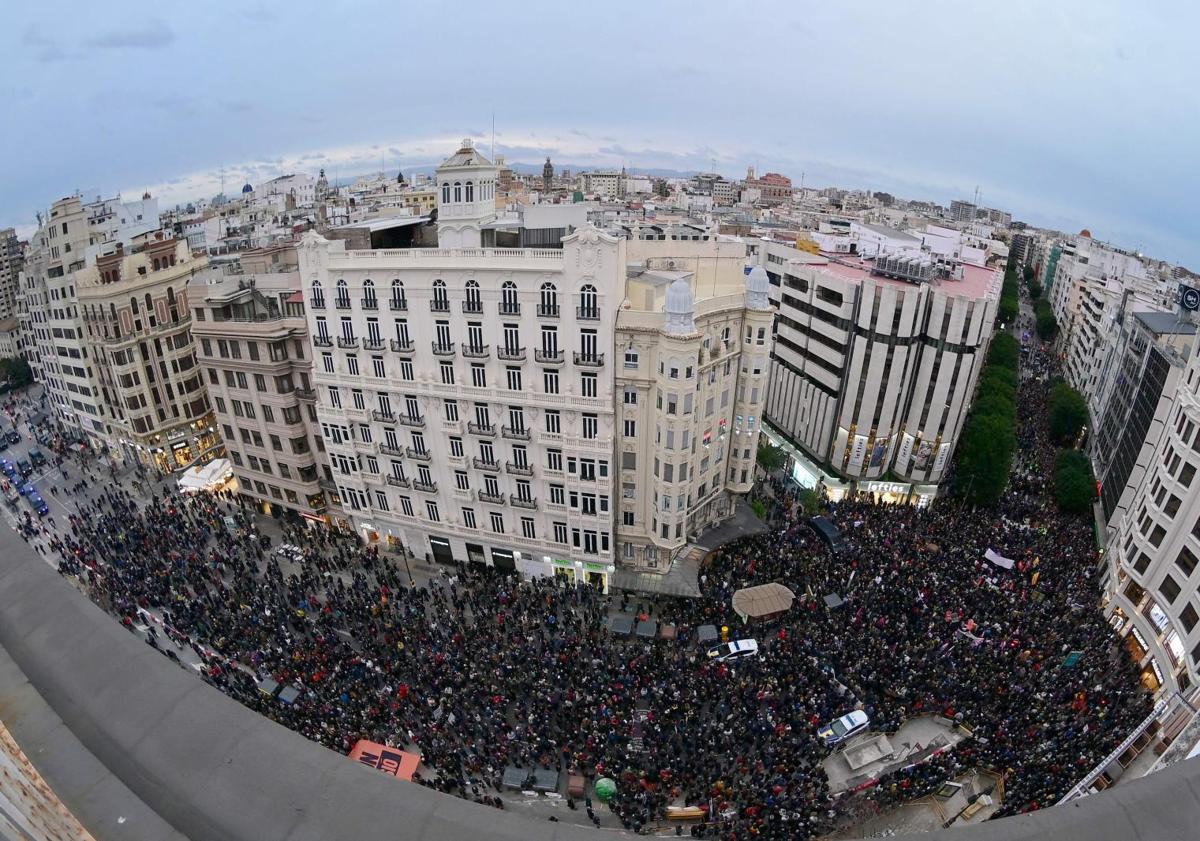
[491,112,496,160]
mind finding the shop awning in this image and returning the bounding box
[732,582,795,622]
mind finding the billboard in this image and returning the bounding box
[349,740,420,781]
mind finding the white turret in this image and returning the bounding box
[435,139,498,248]
[665,277,696,336]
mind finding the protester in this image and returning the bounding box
[38,357,1146,838]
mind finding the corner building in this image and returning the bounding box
[759,240,1000,502]
[299,142,770,586]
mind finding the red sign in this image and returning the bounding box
[348,740,420,781]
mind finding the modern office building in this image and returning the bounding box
[1104,327,1200,698]
[77,233,220,473]
[0,227,23,322]
[190,243,338,524]
[298,141,772,586]
[758,239,1001,503]
[949,200,977,223]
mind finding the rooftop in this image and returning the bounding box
[773,245,998,299]
[855,221,920,242]
[1134,310,1198,336]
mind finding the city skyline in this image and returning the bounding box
[2,0,1197,264]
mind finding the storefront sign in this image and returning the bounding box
[583,561,612,574]
[859,481,909,497]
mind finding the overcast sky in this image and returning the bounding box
[2,1,1197,264]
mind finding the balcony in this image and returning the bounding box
[390,339,415,353]
[477,490,506,504]
[432,342,456,356]
[501,425,530,441]
[389,299,408,312]
[510,495,537,510]
[335,298,352,310]
[405,447,431,461]
[337,337,359,349]
[462,344,490,359]
[398,414,425,428]
[499,302,521,316]
[386,475,410,488]
[372,409,396,422]
[310,299,326,310]
[537,304,560,318]
[379,444,404,456]
[574,352,605,367]
[576,307,600,321]
[361,297,379,310]
[505,461,534,477]
[535,349,564,364]
[462,300,484,314]
[430,299,450,313]
[313,336,333,348]
[472,457,501,473]
[497,346,526,361]
[363,338,386,350]
[294,388,316,401]
[413,480,438,493]
[467,422,496,437]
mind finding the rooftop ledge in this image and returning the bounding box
[330,247,564,262]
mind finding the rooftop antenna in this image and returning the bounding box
[974,185,981,207]
[491,112,496,160]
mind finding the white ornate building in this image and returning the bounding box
[298,141,773,586]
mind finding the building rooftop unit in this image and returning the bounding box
[772,245,998,299]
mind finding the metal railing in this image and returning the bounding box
[574,352,605,367]
[390,339,414,353]
[535,349,564,364]
[431,342,456,356]
[497,346,526,361]
[501,426,530,440]
[505,461,534,477]
[405,447,431,461]
[471,457,500,472]
[467,422,496,437]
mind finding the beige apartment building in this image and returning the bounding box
[78,233,220,472]
[190,244,337,524]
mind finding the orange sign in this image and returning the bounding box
[348,740,420,781]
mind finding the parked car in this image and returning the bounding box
[16,459,32,478]
[1,459,15,479]
[818,710,870,746]
[29,449,46,468]
[26,491,48,516]
[706,639,760,662]
[18,482,34,496]
[6,429,19,444]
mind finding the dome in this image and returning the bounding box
[746,266,771,310]
[665,277,696,336]
[1079,228,1092,238]
[241,183,254,193]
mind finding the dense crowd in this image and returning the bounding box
[28,323,1150,838]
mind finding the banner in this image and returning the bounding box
[984,549,1015,570]
[895,434,915,472]
[847,435,869,472]
[349,740,420,781]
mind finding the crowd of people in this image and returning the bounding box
[18,320,1151,838]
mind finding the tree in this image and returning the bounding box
[0,357,32,389]
[1054,449,1095,514]
[955,413,1015,505]
[756,443,786,474]
[977,365,1018,398]
[986,332,1020,371]
[1034,299,1057,340]
[1048,382,1088,444]
[998,268,1019,326]
[1028,279,1043,300]
[795,486,821,516]
[1023,265,1035,284]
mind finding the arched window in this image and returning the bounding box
[453,182,462,203]
[311,280,325,307]
[501,280,518,314]
[167,286,178,322]
[441,182,450,204]
[145,293,153,313]
[432,278,449,311]
[130,296,138,315]
[579,284,598,319]
[465,279,481,312]
[335,279,350,308]
[152,257,160,271]
[362,278,376,308]
[539,282,558,316]
[390,279,406,310]
[465,181,474,202]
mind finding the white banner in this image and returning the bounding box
[895,434,915,471]
[985,549,1015,570]
[847,435,869,472]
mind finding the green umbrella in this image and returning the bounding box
[594,777,617,802]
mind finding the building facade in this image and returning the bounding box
[190,243,337,524]
[1104,328,1200,700]
[759,240,1000,503]
[0,228,23,322]
[77,234,220,472]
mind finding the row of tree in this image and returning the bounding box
[1034,298,1057,340]
[953,332,1020,505]
[1023,264,1043,300]
[998,266,1020,326]
[1047,380,1096,513]
[0,357,32,392]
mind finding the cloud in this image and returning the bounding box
[240,5,276,22]
[223,101,254,113]
[22,25,69,62]
[84,19,174,50]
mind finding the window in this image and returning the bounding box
[455,471,470,490]
[623,511,635,526]
[553,522,568,544]
[489,512,505,534]
[1183,604,1200,634]
[440,362,455,385]
[400,496,414,517]
[1161,575,1182,604]
[521,517,536,539]
[544,369,559,394]
[624,349,639,368]
[444,399,459,421]
[624,419,636,437]
[462,508,477,529]
[545,410,560,434]
[449,437,464,458]
[579,284,598,318]
[506,366,522,391]
[624,388,638,405]
[582,414,598,439]
[622,452,636,470]
[1177,546,1198,578]
[471,364,486,388]
[425,500,441,522]
[390,280,406,309]
[547,449,563,472]
[581,372,597,398]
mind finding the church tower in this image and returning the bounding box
[542,157,554,194]
[435,139,498,248]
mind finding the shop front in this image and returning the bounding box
[546,557,613,592]
[466,543,487,567]
[490,547,516,573]
[429,535,454,565]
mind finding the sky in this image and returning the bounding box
[1,0,1197,264]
